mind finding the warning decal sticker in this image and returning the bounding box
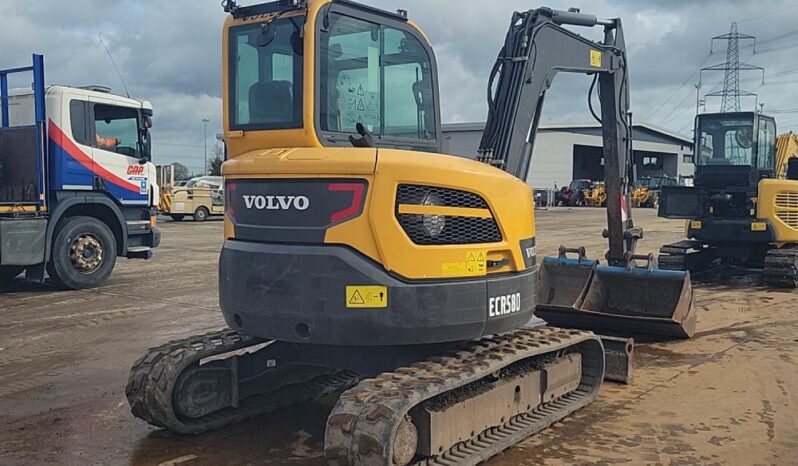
[590,49,602,68]
[346,285,388,309]
[442,250,487,277]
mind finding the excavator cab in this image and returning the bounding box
[222,0,441,155]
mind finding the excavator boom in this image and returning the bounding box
[474,8,695,338]
[479,8,633,264]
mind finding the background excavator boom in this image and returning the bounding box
[478,7,635,265]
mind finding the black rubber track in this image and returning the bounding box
[764,247,798,288]
[325,326,604,466]
[126,328,360,434]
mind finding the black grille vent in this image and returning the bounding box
[395,184,502,245]
[396,184,488,209]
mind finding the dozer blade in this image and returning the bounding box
[536,252,696,339]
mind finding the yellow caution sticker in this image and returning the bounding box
[751,222,767,232]
[590,49,602,68]
[346,286,388,308]
[690,220,702,230]
[442,250,487,277]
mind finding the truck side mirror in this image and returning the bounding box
[787,158,798,180]
[138,114,153,164]
[138,129,152,164]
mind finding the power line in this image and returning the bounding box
[737,4,798,24]
[645,52,712,121]
[754,28,798,46]
[755,41,798,54]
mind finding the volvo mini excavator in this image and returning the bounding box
[127,1,694,464]
[658,112,798,287]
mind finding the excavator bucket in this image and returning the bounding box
[536,250,696,339]
[537,247,597,310]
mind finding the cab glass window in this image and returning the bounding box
[229,17,305,130]
[757,118,776,170]
[696,116,754,166]
[93,104,140,157]
[69,100,89,146]
[319,11,436,142]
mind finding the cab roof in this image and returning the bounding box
[9,85,151,110]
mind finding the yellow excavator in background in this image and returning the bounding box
[659,115,798,287]
[126,2,694,464]
[776,132,798,179]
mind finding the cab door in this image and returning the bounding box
[87,97,149,206]
[51,94,96,192]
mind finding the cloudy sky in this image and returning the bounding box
[2,0,797,172]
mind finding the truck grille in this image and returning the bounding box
[775,191,798,229]
[395,184,502,245]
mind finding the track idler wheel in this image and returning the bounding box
[393,417,418,466]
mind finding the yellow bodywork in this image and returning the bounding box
[631,186,652,208]
[224,147,534,280]
[165,187,225,217]
[754,133,798,244]
[757,178,798,243]
[775,132,798,179]
[583,185,606,207]
[220,0,535,281]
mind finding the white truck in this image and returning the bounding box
[0,55,160,289]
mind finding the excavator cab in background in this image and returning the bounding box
[127,2,694,464]
[658,112,798,287]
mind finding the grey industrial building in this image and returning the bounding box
[442,121,694,190]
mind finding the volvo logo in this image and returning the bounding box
[242,195,310,211]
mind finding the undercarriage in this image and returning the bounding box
[127,326,604,465]
[658,239,798,288]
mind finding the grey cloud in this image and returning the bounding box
[3,0,797,171]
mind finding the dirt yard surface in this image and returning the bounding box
[1,209,796,466]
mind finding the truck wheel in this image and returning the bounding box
[49,216,117,290]
[193,207,209,222]
[0,266,24,286]
[170,214,185,222]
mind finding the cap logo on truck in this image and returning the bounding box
[242,195,310,211]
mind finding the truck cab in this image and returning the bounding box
[0,55,160,289]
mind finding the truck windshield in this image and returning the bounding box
[696,116,755,166]
[229,16,305,130]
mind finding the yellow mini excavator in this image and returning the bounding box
[127,2,694,464]
[658,112,798,287]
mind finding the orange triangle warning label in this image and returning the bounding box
[467,253,476,262]
[349,290,365,305]
[477,252,485,262]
